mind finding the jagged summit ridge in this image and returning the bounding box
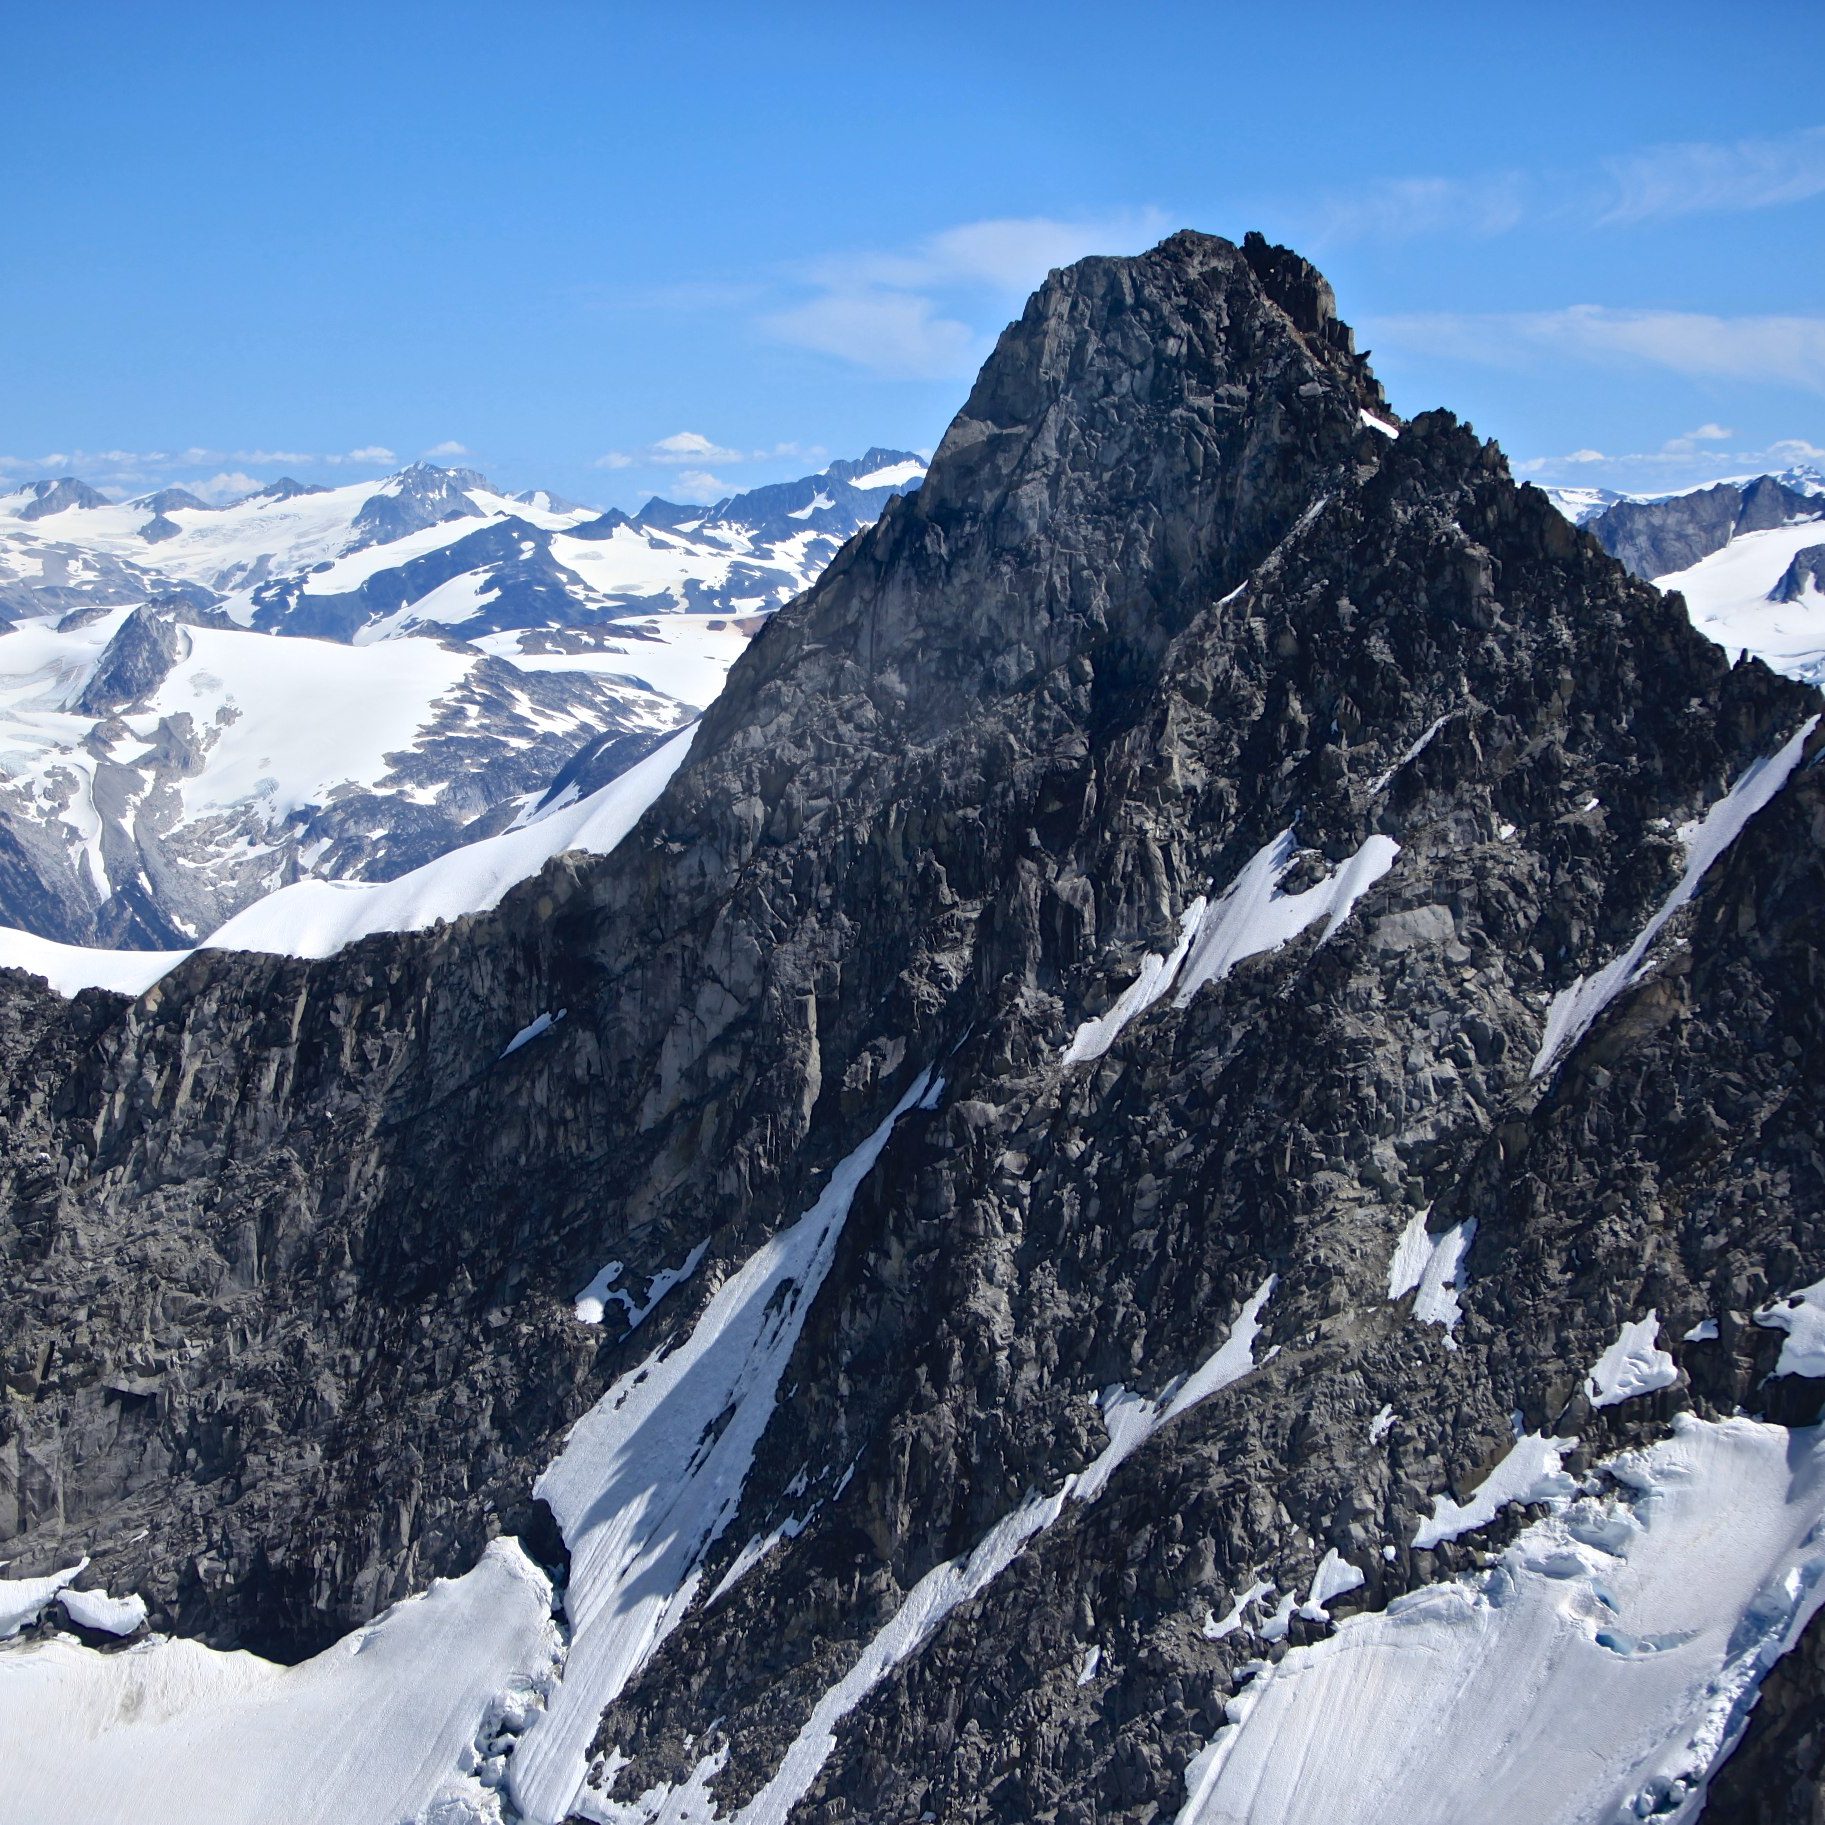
[2,232,1823,1824]
[696,231,1396,764]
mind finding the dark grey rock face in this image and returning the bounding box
[132,488,212,515]
[1588,474,1822,578]
[1773,542,1825,603]
[17,478,110,520]
[74,604,188,715]
[2,231,1823,1820]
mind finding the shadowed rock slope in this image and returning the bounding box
[3,231,1823,1821]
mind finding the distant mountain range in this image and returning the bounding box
[0,451,926,945]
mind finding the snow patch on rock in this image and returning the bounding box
[1532,715,1818,1077]
[1173,832,1400,1010]
[1585,1313,1678,1408]
[510,1071,937,1825]
[642,1279,1279,1825]
[1755,1275,1825,1378]
[1413,1432,1579,1551]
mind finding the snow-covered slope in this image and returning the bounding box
[1177,1414,1825,1825]
[0,603,685,946]
[1538,484,1624,525]
[0,721,696,996]
[1656,519,1825,685]
[0,1540,559,1825]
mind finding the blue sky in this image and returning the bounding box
[4,0,1823,508]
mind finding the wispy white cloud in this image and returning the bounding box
[1300,123,1825,243]
[1656,422,1736,456]
[1600,125,1825,224]
[670,469,727,500]
[1305,173,1531,243]
[182,470,270,504]
[424,440,470,458]
[2,447,197,473]
[764,289,981,381]
[763,209,1173,379]
[1,444,406,497]
[809,210,1175,294]
[649,431,742,464]
[1371,305,1825,393]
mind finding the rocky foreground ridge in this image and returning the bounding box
[2,231,1824,1823]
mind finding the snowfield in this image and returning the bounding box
[1532,713,1819,1077]
[508,1071,940,1824]
[1657,519,1825,686]
[0,1540,560,1825]
[197,722,696,960]
[1176,1415,1825,1825]
[472,614,757,711]
[0,722,696,993]
[1061,829,1401,1067]
[1537,468,1825,685]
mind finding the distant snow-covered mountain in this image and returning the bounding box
[0,447,928,638]
[0,450,926,945]
[1543,466,1825,686]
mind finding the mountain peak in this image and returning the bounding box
[130,486,212,514]
[512,486,591,515]
[704,230,1400,752]
[353,462,491,544]
[248,476,329,502]
[17,476,109,519]
[5,227,1825,1825]
[395,458,494,492]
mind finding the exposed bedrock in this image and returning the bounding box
[2,230,1823,1821]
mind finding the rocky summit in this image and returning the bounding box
[3,230,1824,1825]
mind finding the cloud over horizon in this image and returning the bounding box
[593,432,825,473]
[1514,434,1825,491]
